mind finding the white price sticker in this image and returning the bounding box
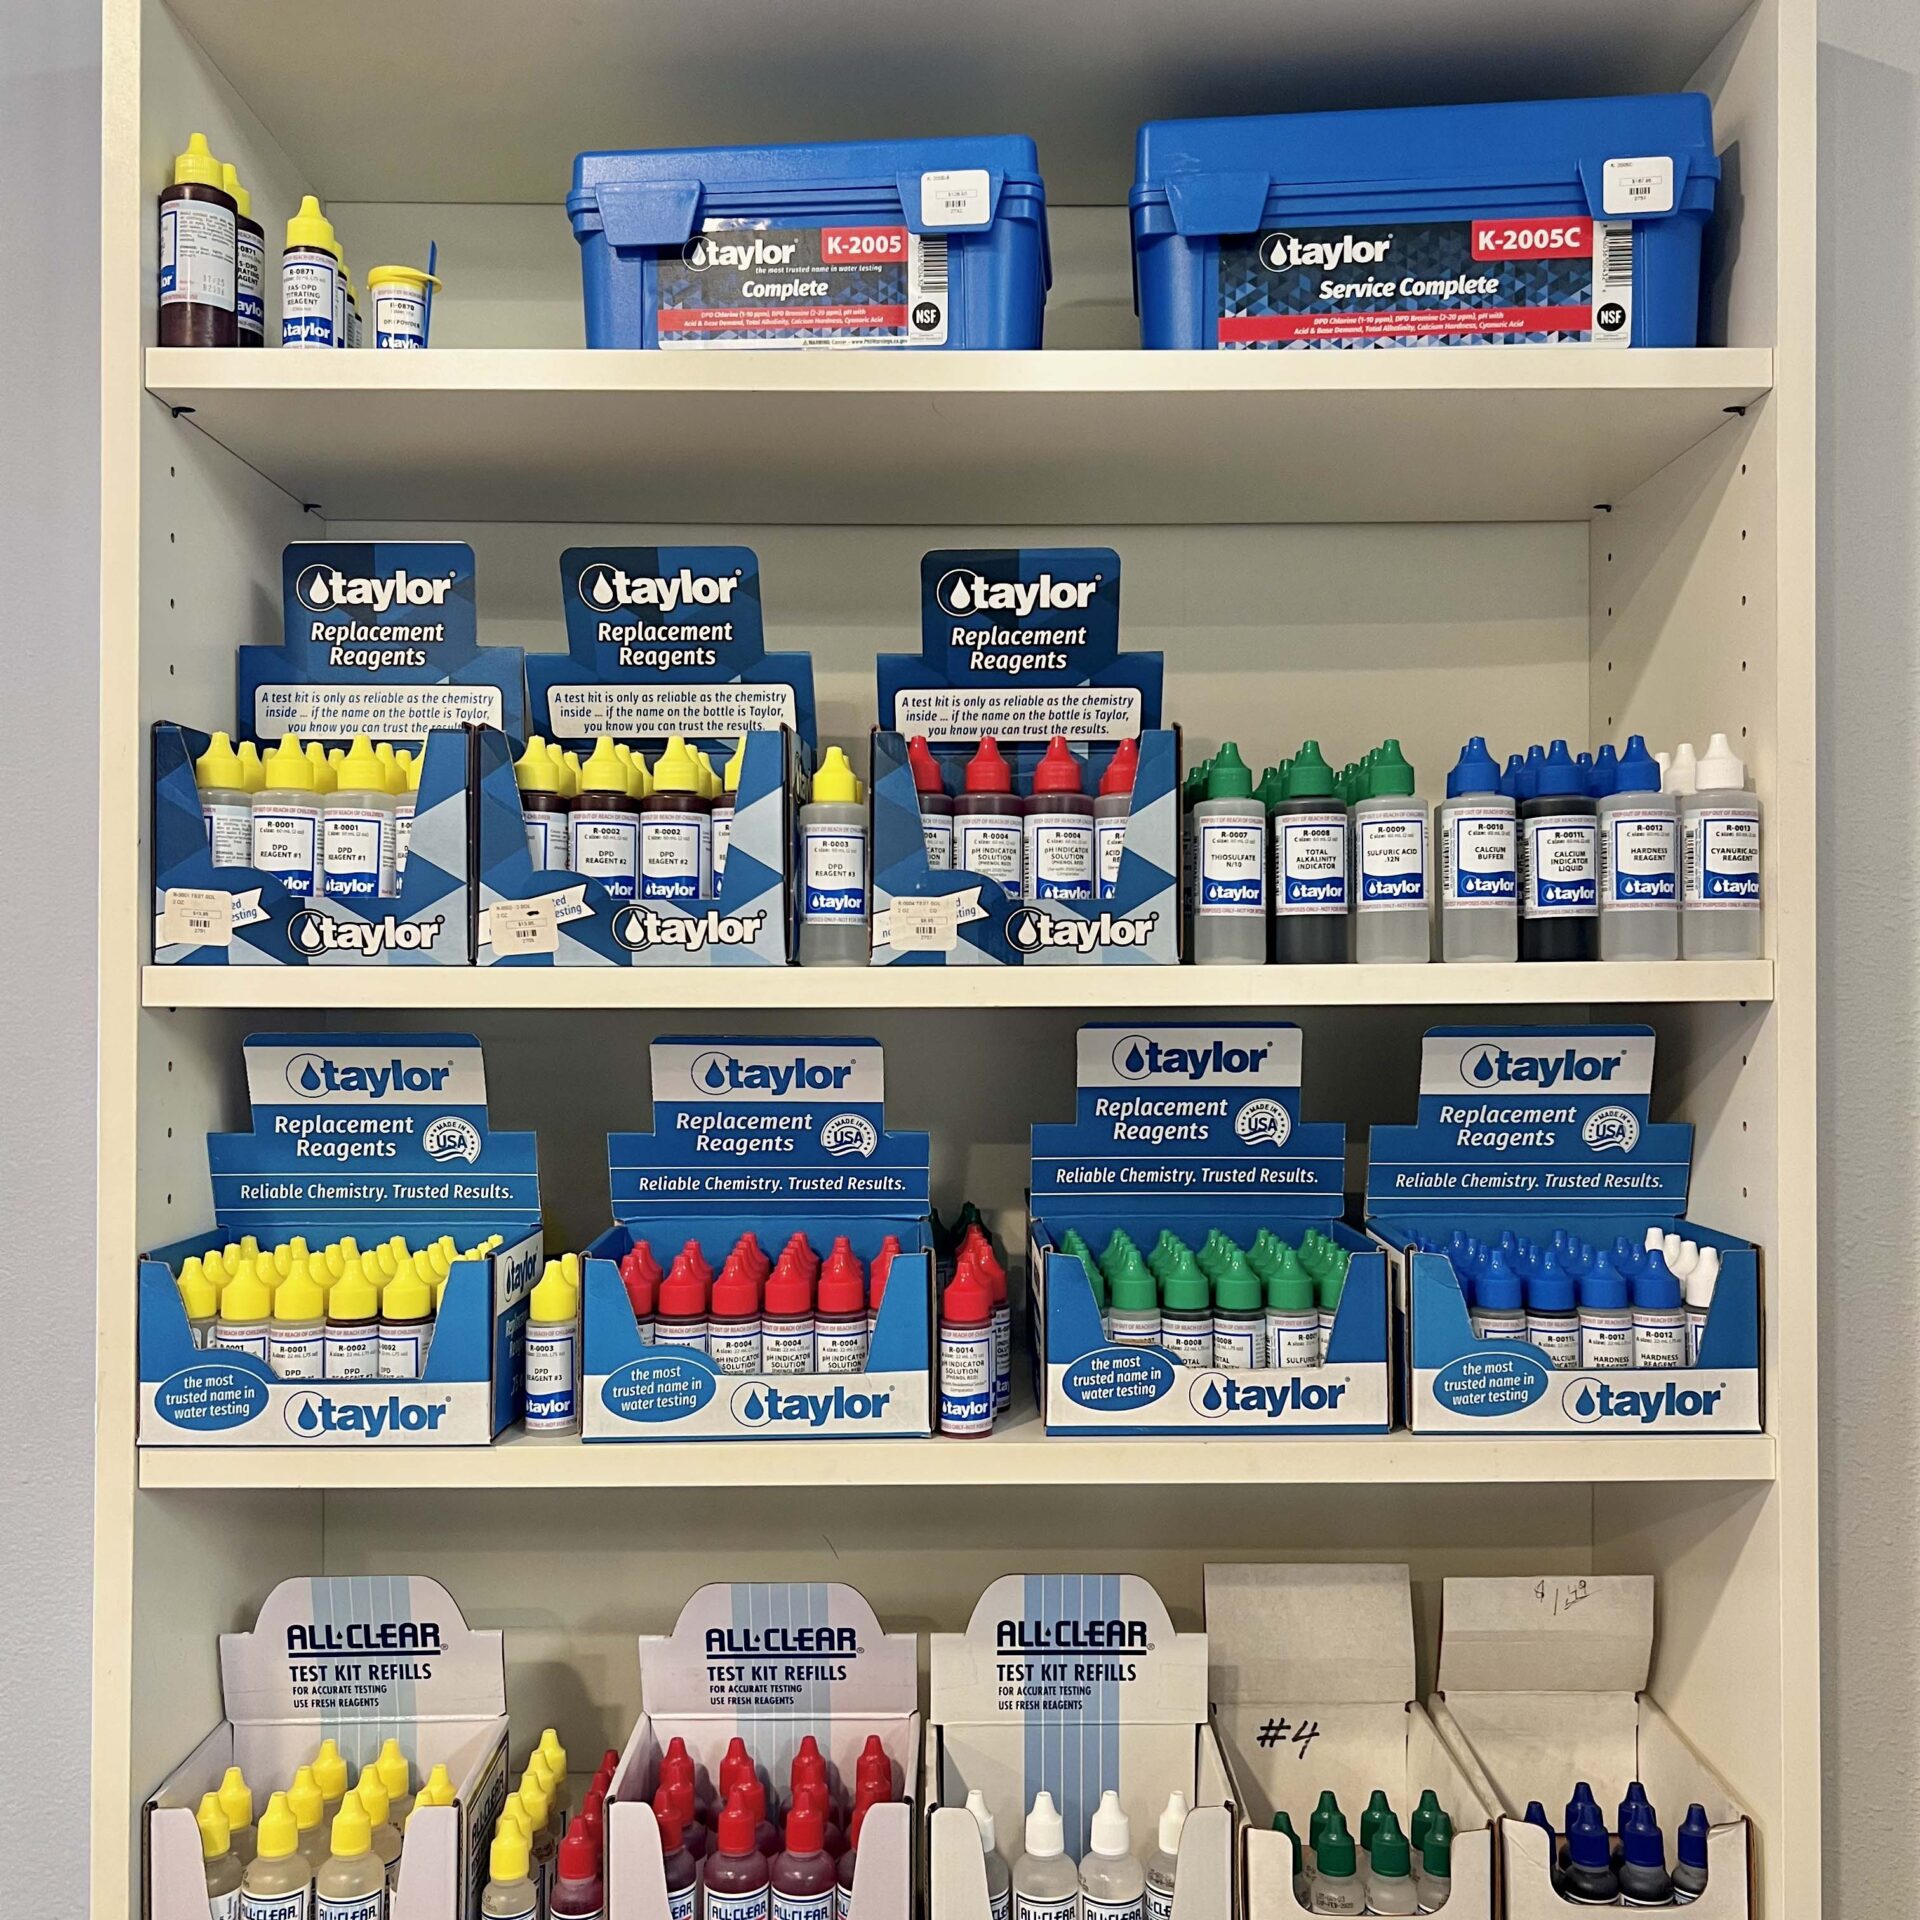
[920,168,992,227]
[159,886,232,947]
[1602,156,1675,216]
[487,897,559,956]
[886,894,960,953]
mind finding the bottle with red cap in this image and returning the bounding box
[719,1738,757,1805]
[1024,736,1095,903]
[701,1792,771,1920]
[550,1823,605,1920]
[657,1802,698,1920]
[954,738,1026,897]
[661,1741,710,1856]
[815,1239,869,1373]
[1095,737,1139,899]
[771,1792,838,1920]
[788,1739,840,1836]
[741,1778,781,1858]
[962,1229,1012,1415]
[709,1248,764,1375]
[762,1242,816,1374]
[940,1260,996,1436]
[854,1736,893,1808]
[867,1236,901,1342]
[621,1241,662,1344]
[834,1802,868,1920]
[907,736,955,871]
[656,1243,711,1354]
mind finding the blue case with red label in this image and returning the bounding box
[569,134,1050,349]
[1131,94,1719,349]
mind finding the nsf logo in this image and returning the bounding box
[1581,1105,1640,1153]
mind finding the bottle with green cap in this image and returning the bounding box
[1409,1789,1443,1853]
[1107,1249,1161,1349]
[1316,1247,1350,1356]
[1261,1243,1321,1368]
[1308,1790,1341,1866]
[1210,1248,1264,1369]
[1193,741,1267,962]
[1309,1808,1362,1915]
[1414,1810,1453,1914]
[1157,1247,1213,1368]
[798,746,870,964]
[1359,1792,1392,1852]
[1364,1811,1417,1915]
[1272,741,1351,963]
[1355,741,1431,963]
[1270,1810,1309,1906]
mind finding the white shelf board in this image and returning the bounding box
[145,347,1772,525]
[167,0,1756,205]
[142,959,1773,1012]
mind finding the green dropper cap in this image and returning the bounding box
[1370,739,1416,797]
[1206,741,1254,799]
[956,1201,986,1237]
[1361,1791,1393,1849]
[1288,740,1337,799]
[1316,1811,1357,1881]
[1107,1251,1158,1315]
[1099,1228,1135,1280]
[1160,1248,1209,1313]
[1213,1249,1262,1314]
[1148,1230,1182,1281]
[1060,1228,1094,1266]
[1255,766,1285,812]
[1411,1790,1444,1851]
[1270,1810,1302,1872]
[1264,1253,1315,1313]
[1369,1811,1412,1879]
[1309,1791,1342,1850]
[1318,1258,1347,1314]
[1195,1229,1233,1279]
[1421,1811,1454,1878]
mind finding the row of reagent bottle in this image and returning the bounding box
[1269,1786,1454,1915]
[1524,1781,1711,1906]
[194,732,425,900]
[1006,1787,1191,1920]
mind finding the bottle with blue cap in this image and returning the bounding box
[1518,740,1599,960]
[1524,1262,1580,1369]
[1437,737,1517,962]
[1598,734,1679,958]
[1631,1247,1689,1368]
[1468,1253,1525,1342]
[1672,1803,1711,1903]
[1562,1806,1618,1904]
[1617,1803,1673,1905]
[1578,1256,1634,1370]
[1589,742,1620,796]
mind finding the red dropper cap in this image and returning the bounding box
[1099,736,1139,797]
[733,1233,770,1280]
[818,1240,865,1314]
[662,1741,696,1794]
[869,1237,901,1316]
[659,1252,708,1320]
[719,1737,755,1798]
[971,1237,1008,1307]
[654,1804,683,1852]
[679,1239,712,1287]
[559,1826,598,1880]
[855,1735,891,1801]
[1032,736,1083,794]
[943,1267,991,1328]
[765,1251,812,1317]
[963,737,1013,794]
[791,1737,826,1795]
[786,1796,825,1855]
[712,1253,761,1322]
[582,1783,607,1827]
[621,1242,660,1316]
[742,1778,770,1829]
[602,1749,622,1775]
[717,1791,756,1858]
[908,737,947,796]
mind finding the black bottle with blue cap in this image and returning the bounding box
[1519,739,1599,960]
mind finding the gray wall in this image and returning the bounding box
[1,1,1912,1910]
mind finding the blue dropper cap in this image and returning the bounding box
[1589,742,1620,796]
[1580,1255,1629,1311]
[1500,1229,1520,1255]
[1619,1782,1651,1833]
[1526,1266,1575,1316]
[1523,744,1547,799]
[1565,1783,1599,1834]
[1613,1233,1640,1269]
[1476,1253,1523,1313]
[1676,1805,1710,1871]
[1501,753,1526,800]
[1621,1807,1667,1870]
[1447,736,1502,798]
[1535,738,1587,797]
[1575,750,1595,791]
[1566,1807,1612,1872]
[1551,1228,1569,1251]
[1524,1801,1554,1839]
[1635,1248,1682,1310]
[1614,733,1664,795]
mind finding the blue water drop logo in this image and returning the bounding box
[1201,1378,1225,1411]
[1573,1385,1597,1417]
[299,1059,325,1091]
[702,1056,730,1090]
[296,1398,321,1431]
[741,1390,764,1422]
[1125,1044,1147,1073]
[1471,1049,1497,1082]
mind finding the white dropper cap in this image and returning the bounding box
[1158,1791,1191,1855]
[1024,1791,1064,1859]
[1671,1239,1701,1278]
[1655,750,1672,786]
[966,1788,997,1853]
[1643,1226,1665,1253]
[1697,731,1747,791]
[1669,742,1699,796]
[1687,1244,1721,1307]
[1663,1231,1685,1268]
[1090,1790,1132,1858]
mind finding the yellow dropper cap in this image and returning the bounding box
[287,1765,324,1839]
[218,1765,254,1830]
[304,1254,335,1298]
[196,1792,232,1860]
[255,1791,299,1862]
[539,1730,567,1783]
[274,1269,324,1325]
[236,740,265,792]
[287,194,336,253]
[723,736,747,795]
[381,1269,433,1322]
[395,748,420,795]
[376,1738,412,1802]
[326,1263,378,1324]
[422,1762,456,1807]
[651,736,703,794]
[173,132,223,189]
[353,1765,390,1827]
[374,1242,399,1278]
[239,1235,261,1259]
[577,737,629,796]
[177,1258,218,1323]
[307,741,336,794]
[194,732,246,790]
[528,1261,576,1327]
[333,736,382,792]
[517,1774,551,1835]
[324,1242,347,1279]
[261,737,314,792]
[490,1822,531,1883]
[560,1252,582,1290]
[499,1792,532,1838]
[220,1262,274,1324]
[312,1738,349,1803]
[514,737,557,794]
[330,1794,373,1859]
[219,162,251,219]
[811,745,860,805]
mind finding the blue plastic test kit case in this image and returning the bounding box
[1131,94,1720,349]
[569,134,1050,349]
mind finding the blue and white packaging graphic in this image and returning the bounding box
[143,1576,510,1920]
[872,549,1176,966]
[1426,1576,1755,1920]
[605,1584,919,1920]
[1029,1025,1391,1434]
[138,1034,542,1447]
[927,1574,1234,1920]
[1367,1026,1761,1434]
[583,1038,932,1440]
[1205,1564,1493,1920]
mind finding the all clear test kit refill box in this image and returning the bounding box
[583,1037,934,1440]
[1029,1024,1392,1435]
[1427,1575,1756,1919]
[478,546,811,966]
[144,1576,511,1920]
[1367,1025,1762,1435]
[1205,1563,1493,1920]
[603,1582,919,1920]
[871,547,1179,966]
[138,1033,542,1446]
[153,540,525,965]
[568,134,1051,350]
[927,1573,1235,1920]
[1130,93,1719,349]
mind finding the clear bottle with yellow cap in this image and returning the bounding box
[315,1791,386,1920]
[392,747,423,883]
[312,1738,350,1819]
[198,1791,245,1919]
[237,739,266,795]
[218,1764,258,1865]
[537,1730,571,1827]
[518,1769,559,1901]
[268,1269,326,1379]
[420,1760,457,1809]
[375,1736,415,1825]
[159,132,237,347]
[515,738,572,872]
[310,742,338,796]
[288,1763,328,1869]
[251,738,323,898]
[640,737,711,904]
[378,1267,436,1380]
[524,1260,580,1434]
[323,736,399,904]
[177,1255,219,1346]
[572,737,642,902]
[368,264,443,350]
[712,737,748,890]
[484,1820,538,1920]
[798,747,870,965]
[282,195,341,349]
[324,1262,380,1379]
[352,1765,404,1894]
[194,733,254,866]
[214,1261,274,1363]
[220,162,266,346]
[240,1789,313,1920]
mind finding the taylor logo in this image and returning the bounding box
[934,568,1101,619]
[290,909,446,958]
[282,1052,454,1100]
[1259,230,1393,272]
[577,562,741,613]
[1007,908,1157,955]
[293,565,456,613]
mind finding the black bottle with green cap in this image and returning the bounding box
[1192,741,1267,963]
[1209,1248,1264,1369]
[1157,1246,1214,1368]
[1272,740,1351,963]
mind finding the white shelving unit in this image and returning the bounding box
[97,1,1817,1917]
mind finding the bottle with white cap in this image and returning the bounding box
[1013,1791,1082,1920]
[966,1788,1014,1920]
[1685,1244,1721,1362]
[1144,1792,1188,1920]
[1080,1791,1145,1920]
[1679,732,1763,958]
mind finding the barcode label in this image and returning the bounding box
[908,235,949,345]
[1591,221,1633,347]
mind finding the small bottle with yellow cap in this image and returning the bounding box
[524,1259,580,1434]
[377,1265,436,1380]
[352,1764,404,1894]
[213,1261,274,1363]
[515,737,572,872]
[240,1789,313,1918]
[197,1791,244,1918]
[712,737,748,890]
[639,736,711,903]
[176,1255,220,1346]
[159,132,237,347]
[368,263,443,349]
[218,1765,257,1866]
[221,162,266,347]
[194,733,254,866]
[798,747,870,965]
[282,195,341,349]
[323,1260,380,1379]
[572,737,643,902]
[315,1790,385,1920]
[287,1764,327,1869]
[250,737,324,897]
[483,1818,538,1920]
[268,1268,326,1380]
[322,736,399,903]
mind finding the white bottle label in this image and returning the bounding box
[640,815,704,904]
[1527,1319,1582,1370]
[1357,812,1427,908]
[1159,1322,1215,1368]
[324,1326,379,1379]
[939,1323,995,1434]
[393,801,414,884]
[1601,811,1678,908]
[958,817,1025,892]
[1633,1315,1689,1369]
[240,1892,309,1920]
[705,1887,772,1920]
[323,808,395,902]
[1147,1885,1175,1920]
[1211,1322,1260,1369]
[1274,812,1348,915]
[282,253,338,347]
[803,826,869,922]
[1441,808,1517,906]
[1109,1311,1160,1348]
[317,1895,384,1920]
[1684,813,1761,907]
[374,286,429,348]
[1266,1314,1321,1370]
[659,1316,708,1356]
[1084,1897,1145,1920]
[1024,817,1095,902]
[206,798,253,866]
[991,1888,1013,1920]
[524,810,571,872]
[817,1323,870,1374]
[1307,1882,1364,1917]
[1687,1305,1709,1365]
[269,1325,325,1380]
[762,1322,817,1375]
[923,814,956,872]
[1580,1316,1634,1370]
[213,1324,269,1362]
[1096,815,1127,897]
[1014,1894,1079,1920]
[234,225,265,334]
[574,810,641,901]
[1521,816,1599,917]
[711,803,735,885]
[524,1322,579,1427]
[669,1883,698,1920]
[379,1323,429,1380]
[708,1323,763,1375]
[252,805,321,895]
[210,1890,242,1920]
[160,199,236,310]
[1198,820,1265,916]
[772,1891,834,1920]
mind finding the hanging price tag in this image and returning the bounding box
[487,898,559,956]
